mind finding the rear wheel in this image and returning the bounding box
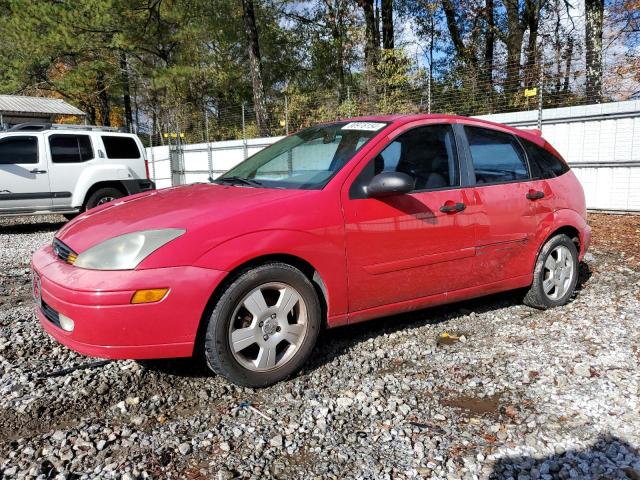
[85,187,125,211]
[203,263,321,387]
[524,234,579,309]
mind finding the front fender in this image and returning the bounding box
[534,208,591,261]
[193,229,349,323]
[71,164,137,207]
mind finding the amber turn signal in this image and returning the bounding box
[131,288,169,304]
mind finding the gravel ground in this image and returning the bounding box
[1,213,639,480]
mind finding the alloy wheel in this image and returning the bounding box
[228,282,308,372]
[542,245,574,300]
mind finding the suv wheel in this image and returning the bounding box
[524,234,579,309]
[203,263,321,387]
[85,187,124,210]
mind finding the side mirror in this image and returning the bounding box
[367,171,415,198]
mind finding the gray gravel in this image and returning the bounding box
[1,214,639,479]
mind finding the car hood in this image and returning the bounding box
[56,183,304,253]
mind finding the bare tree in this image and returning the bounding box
[357,0,379,67]
[585,0,604,101]
[381,0,394,49]
[241,0,270,136]
[119,52,133,130]
[483,0,495,92]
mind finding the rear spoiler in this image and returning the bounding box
[519,128,542,137]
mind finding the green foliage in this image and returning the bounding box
[0,0,635,135]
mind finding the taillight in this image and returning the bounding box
[144,158,150,179]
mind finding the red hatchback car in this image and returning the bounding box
[32,115,591,387]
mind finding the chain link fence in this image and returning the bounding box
[140,51,640,211]
[140,50,638,148]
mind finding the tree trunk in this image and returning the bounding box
[562,37,574,94]
[523,0,541,88]
[585,0,604,102]
[442,0,477,67]
[96,71,111,127]
[241,0,270,136]
[358,0,378,68]
[483,0,494,92]
[381,0,393,49]
[442,0,465,61]
[504,0,525,99]
[327,1,346,99]
[119,52,133,131]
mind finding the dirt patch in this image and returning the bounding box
[442,393,502,417]
[588,213,640,266]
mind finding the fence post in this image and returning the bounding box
[427,73,432,114]
[242,102,248,160]
[284,95,289,135]
[205,109,213,181]
[149,121,157,183]
[537,56,544,130]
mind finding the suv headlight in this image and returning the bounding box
[74,229,185,270]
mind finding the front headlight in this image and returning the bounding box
[74,229,185,270]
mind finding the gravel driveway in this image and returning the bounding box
[1,214,639,479]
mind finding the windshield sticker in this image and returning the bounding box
[341,122,386,132]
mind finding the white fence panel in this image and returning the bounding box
[147,101,640,211]
[479,100,640,212]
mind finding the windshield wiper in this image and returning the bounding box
[214,176,263,187]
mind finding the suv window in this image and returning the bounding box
[520,138,569,179]
[465,126,529,184]
[102,136,140,159]
[0,136,38,164]
[50,134,94,163]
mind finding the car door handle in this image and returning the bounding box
[526,190,545,200]
[440,202,466,213]
[29,169,47,174]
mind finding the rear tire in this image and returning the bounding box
[203,263,321,387]
[524,234,579,309]
[85,187,125,211]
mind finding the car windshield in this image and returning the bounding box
[216,121,388,189]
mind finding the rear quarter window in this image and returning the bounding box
[520,138,570,179]
[101,136,141,159]
[465,126,529,184]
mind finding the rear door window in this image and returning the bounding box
[101,136,140,159]
[0,136,38,164]
[520,138,569,179]
[50,134,94,163]
[465,126,529,184]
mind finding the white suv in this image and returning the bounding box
[0,123,154,217]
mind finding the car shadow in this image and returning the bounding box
[489,435,639,479]
[0,219,66,234]
[141,261,592,381]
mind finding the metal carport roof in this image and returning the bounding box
[0,95,85,116]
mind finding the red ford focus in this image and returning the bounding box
[32,115,591,387]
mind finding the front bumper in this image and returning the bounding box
[31,245,226,359]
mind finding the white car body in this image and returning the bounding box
[0,124,154,216]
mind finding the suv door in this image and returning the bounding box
[342,123,477,314]
[47,133,95,210]
[462,125,538,281]
[0,134,51,213]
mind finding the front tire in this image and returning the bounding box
[524,234,579,309]
[85,187,125,211]
[203,263,321,387]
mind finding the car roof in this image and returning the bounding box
[343,113,544,144]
